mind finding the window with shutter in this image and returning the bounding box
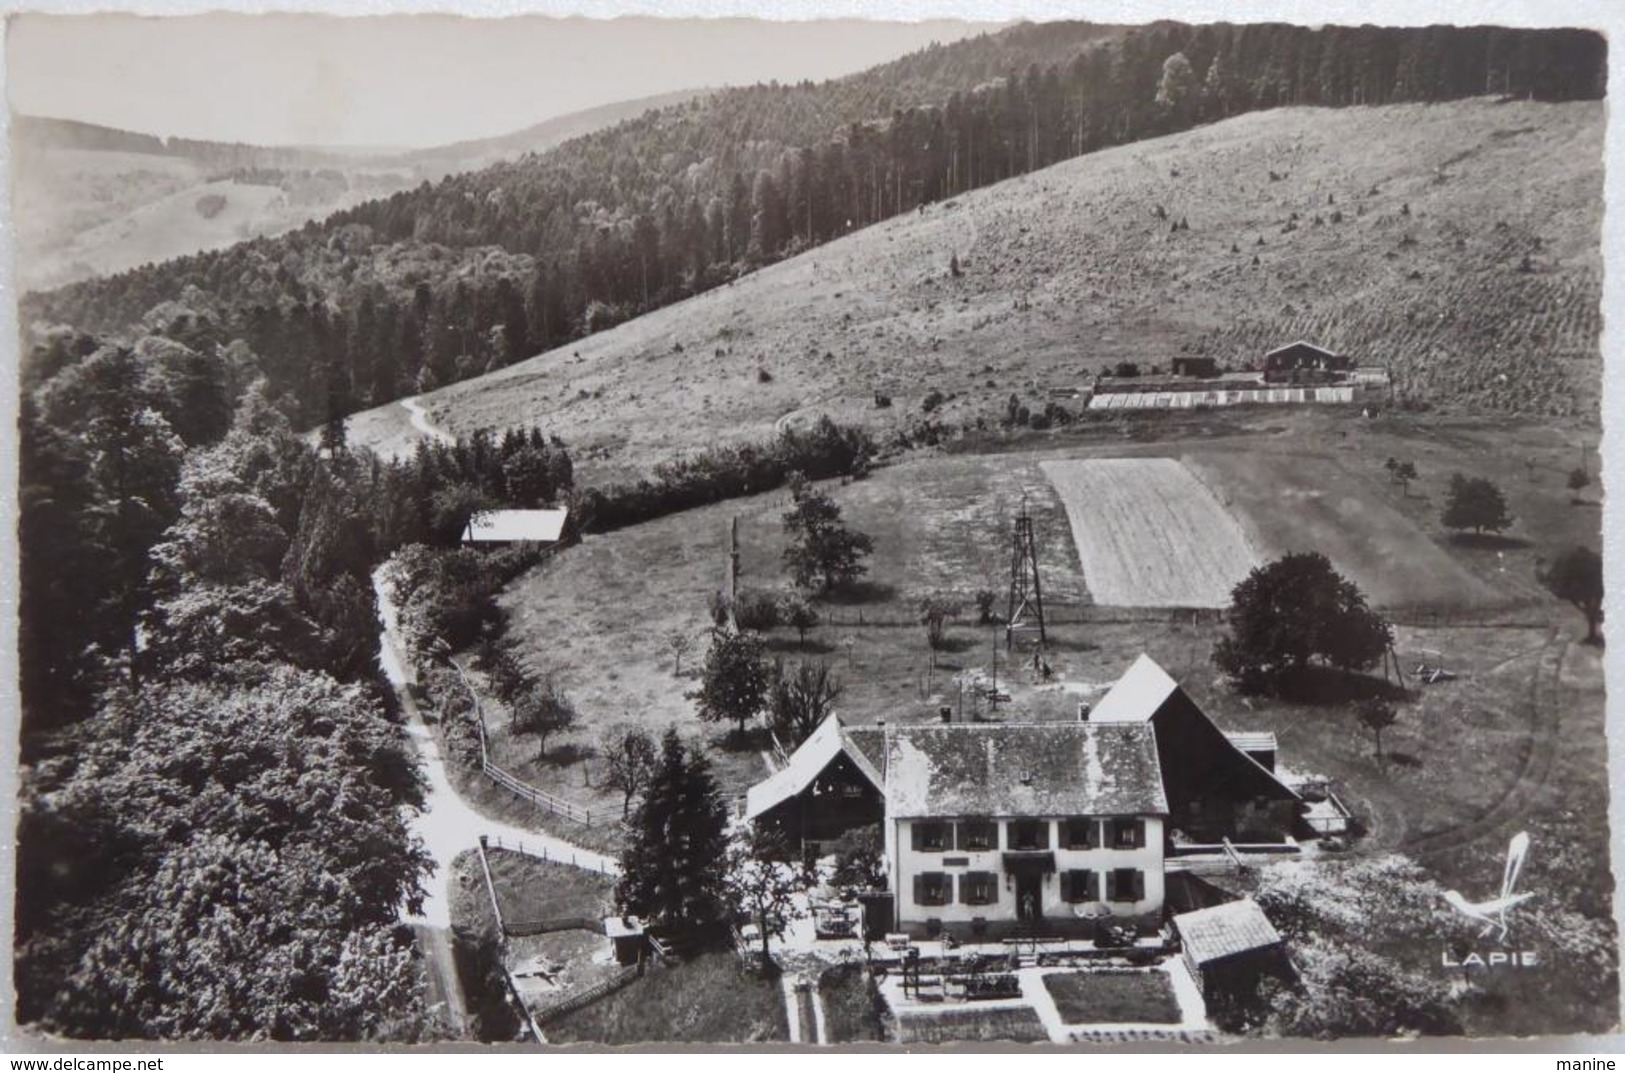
[1062,869,1091,903]
[1064,818,1096,849]
[1083,870,1099,902]
[1113,818,1144,849]
[917,872,950,906]
[1111,868,1139,903]
[1009,819,1049,851]
[913,822,951,852]
[958,819,996,851]
[962,871,997,905]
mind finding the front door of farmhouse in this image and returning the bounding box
[1016,873,1042,922]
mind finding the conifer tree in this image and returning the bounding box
[616,729,730,931]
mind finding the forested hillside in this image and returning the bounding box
[21,21,1604,432]
[347,96,1604,480]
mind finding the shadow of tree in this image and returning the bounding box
[1271,666,1412,706]
[764,637,835,655]
[820,580,898,605]
[714,725,776,754]
[1448,531,1530,551]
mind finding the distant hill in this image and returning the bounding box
[344,98,1604,478]
[21,21,1604,436]
[10,89,708,291]
[387,88,711,173]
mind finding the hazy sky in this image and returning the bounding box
[7,14,1001,148]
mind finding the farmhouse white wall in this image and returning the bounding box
[890,816,1164,936]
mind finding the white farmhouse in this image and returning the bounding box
[883,721,1167,941]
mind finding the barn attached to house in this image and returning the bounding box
[743,716,885,856]
[461,507,570,546]
[1089,655,1301,843]
[1262,340,1351,383]
[1172,897,1291,998]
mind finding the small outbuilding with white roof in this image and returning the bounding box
[1173,897,1291,997]
[461,508,570,546]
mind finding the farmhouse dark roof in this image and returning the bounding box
[1173,898,1283,965]
[1264,340,1341,360]
[882,722,1168,819]
[1092,655,1300,804]
[841,727,888,779]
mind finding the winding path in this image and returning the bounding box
[400,395,456,446]
[373,567,617,1037]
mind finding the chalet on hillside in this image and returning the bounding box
[743,717,885,854]
[461,507,569,547]
[1262,340,1352,382]
[1087,655,1300,843]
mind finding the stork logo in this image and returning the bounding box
[1439,832,1540,970]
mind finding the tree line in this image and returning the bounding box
[21,23,1604,432]
[16,339,587,1037]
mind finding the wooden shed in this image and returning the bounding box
[1173,897,1291,997]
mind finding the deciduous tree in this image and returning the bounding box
[1442,473,1514,535]
[1543,546,1603,644]
[725,826,807,966]
[782,474,873,592]
[768,659,843,746]
[1214,552,1393,693]
[693,627,770,737]
[600,724,658,819]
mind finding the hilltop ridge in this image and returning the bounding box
[347,98,1603,480]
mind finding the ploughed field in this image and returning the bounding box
[1040,457,1258,607]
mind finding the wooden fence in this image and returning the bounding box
[532,965,643,1026]
[504,915,606,938]
[472,840,548,1043]
[481,833,617,876]
[444,656,600,826]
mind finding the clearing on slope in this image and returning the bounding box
[1040,458,1258,608]
[1182,451,1500,613]
[345,98,1603,479]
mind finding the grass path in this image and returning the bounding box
[1402,630,1570,860]
[400,395,456,446]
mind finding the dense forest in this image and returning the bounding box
[21,22,1605,432]
[15,338,582,1036]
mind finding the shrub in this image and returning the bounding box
[733,588,783,632]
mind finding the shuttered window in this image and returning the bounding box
[914,872,952,906]
[1109,868,1144,903]
[911,822,952,852]
[1063,818,1096,849]
[1008,820,1050,851]
[1062,870,1098,903]
[957,819,997,851]
[1112,818,1145,849]
[961,871,998,905]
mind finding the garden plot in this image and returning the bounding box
[1040,458,1259,607]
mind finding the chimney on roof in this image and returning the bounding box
[939,706,953,724]
[1078,701,1092,723]
[877,718,886,730]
